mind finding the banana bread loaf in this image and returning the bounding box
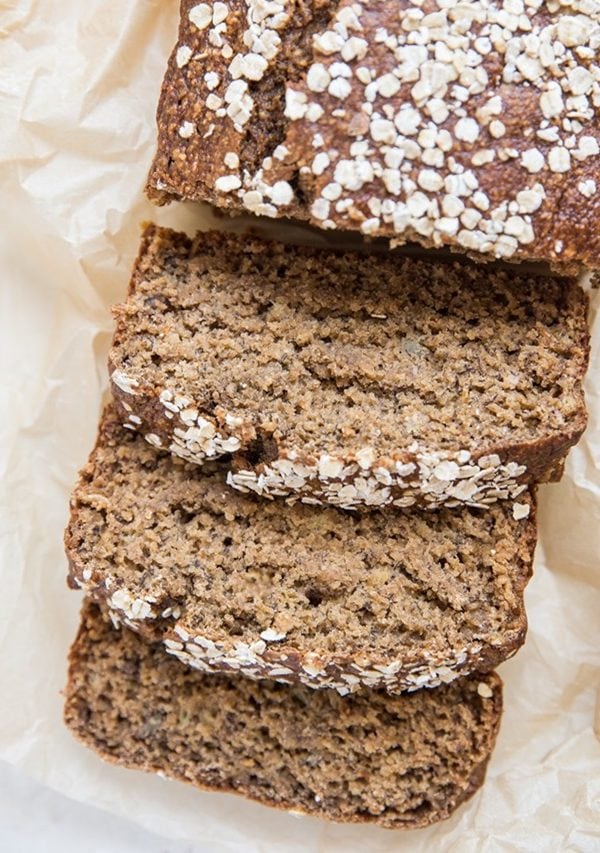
[147,0,600,270]
[66,405,535,694]
[64,603,504,830]
[109,225,588,511]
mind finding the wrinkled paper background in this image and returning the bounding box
[0,2,599,850]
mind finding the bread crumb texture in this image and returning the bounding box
[109,226,588,509]
[66,406,536,694]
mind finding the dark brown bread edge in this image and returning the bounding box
[109,224,589,511]
[63,604,504,831]
[65,408,537,695]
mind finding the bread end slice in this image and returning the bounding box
[65,603,503,831]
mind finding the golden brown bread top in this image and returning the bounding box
[148,0,600,269]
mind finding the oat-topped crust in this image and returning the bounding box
[65,406,535,695]
[148,0,600,269]
[65,603,503,830]
[109,225,588,511]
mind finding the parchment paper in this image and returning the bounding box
[0,2,598,850]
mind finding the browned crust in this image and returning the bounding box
[146,2,600,271]
[64,604,504,831]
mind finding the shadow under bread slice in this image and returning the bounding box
[66,405,535,695]
[65,602,503,831]
[110,225,588,511]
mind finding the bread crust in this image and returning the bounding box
[147,1,600,270]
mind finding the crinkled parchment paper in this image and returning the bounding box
[0,2,599,850]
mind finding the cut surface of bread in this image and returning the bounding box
[147,1,600,270]
[66,406,535,694]
[109,225,588,510]
[64,603,504,830]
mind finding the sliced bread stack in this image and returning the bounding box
[64,0,594,833]
[67,404,536,694]
[65,225,589,829]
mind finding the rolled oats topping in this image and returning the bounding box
[148,0,600,268]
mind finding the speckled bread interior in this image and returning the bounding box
[109,225,588,509]
[66,405,536,694]
[64,602,503,830]
[147,0,600,269]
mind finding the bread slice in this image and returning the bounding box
[66,405,535,695]
[146,1,600,270]
[65,603,503,830]
[109,225,588,511]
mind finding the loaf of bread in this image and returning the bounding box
[65,603,504,830]
[109,225,588,511]
[147,0,600,269]
[66,405,535,694]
